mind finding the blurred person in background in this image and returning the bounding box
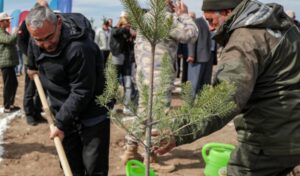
[187,11,213,98]
[17,1,48,125]
[107,18,113,29]
[15,46,24,76]
[176,42,188,83]
[95,19,111,66]
[0,12,20,113]
[110,12,136,116]
[286,10,300,29]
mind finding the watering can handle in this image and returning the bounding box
[202,143,235,164]
[126,160,156,176]
[127,159,145,169]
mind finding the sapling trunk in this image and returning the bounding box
[144,44,156,176]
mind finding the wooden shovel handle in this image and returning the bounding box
[33,74,73,176]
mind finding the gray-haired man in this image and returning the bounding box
[26,5,110,175]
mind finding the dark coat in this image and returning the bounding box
[188,17,211,63]
[110,27,131,56]
[179,0,300,155]
[17,21,30,56]
[28,14,108,131]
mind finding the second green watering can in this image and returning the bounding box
[202,143,235,176]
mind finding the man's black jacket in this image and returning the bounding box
[28,13,108,131]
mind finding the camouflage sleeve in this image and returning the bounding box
[169,13,198,44]
[0,31,17,45]
[175,115,235,146]
[176,29,263,146]
[214,38,260,112]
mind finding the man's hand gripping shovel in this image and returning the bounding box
[33,74,73,176]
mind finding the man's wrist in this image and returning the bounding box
[54,120,65,132]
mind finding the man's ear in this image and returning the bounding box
[57,16,63,26]
[225,9,232,16]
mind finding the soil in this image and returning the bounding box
[0,74,237,176]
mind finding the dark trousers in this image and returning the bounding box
[181,57,188,83]
[23,66,42,119]
[62,118,110,176]
[188,57,214,98]
[1,67,18,109]
[228,143,300,176]
[176,56,181,78]
[102,50,110,66]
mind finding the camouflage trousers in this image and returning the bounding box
[125,57,175,145]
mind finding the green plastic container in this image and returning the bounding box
[202,143,235,176]
[126,160,156,176]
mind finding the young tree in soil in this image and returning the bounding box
[97,0,236,175]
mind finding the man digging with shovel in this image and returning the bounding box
[26,5,111,176]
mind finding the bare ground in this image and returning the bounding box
[0,74,237,176]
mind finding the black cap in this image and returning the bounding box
[202,0,242,11]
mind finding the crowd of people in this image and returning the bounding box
[1,0,300,175]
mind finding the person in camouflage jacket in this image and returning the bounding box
[134,1,198,111]
[154,0,300,175]
[121,0,198,166]
[0,12,19,113]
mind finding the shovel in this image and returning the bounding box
[33,74,73,176]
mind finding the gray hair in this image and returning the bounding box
[26,6,57,29]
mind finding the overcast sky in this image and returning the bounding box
[3,0,300,28]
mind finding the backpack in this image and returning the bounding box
[60,13,95,41]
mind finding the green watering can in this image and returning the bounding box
[126,160,156,176]
[202,143,235,176]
